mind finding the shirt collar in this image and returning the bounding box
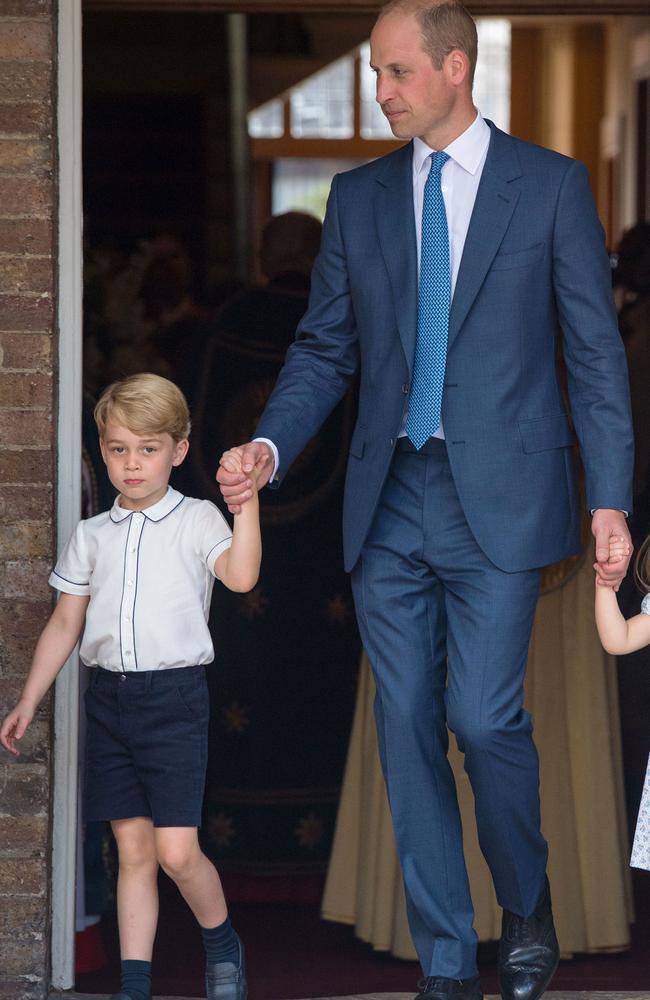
[109,486,185,523]
[412,111,490,179]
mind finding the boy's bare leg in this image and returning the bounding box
[155,827,227,927]
[112,817,160,960]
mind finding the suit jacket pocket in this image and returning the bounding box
[349,424,365,459]
[519,413,575,453]
[490,242,544,271]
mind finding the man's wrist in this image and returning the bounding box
[253,437,279,481]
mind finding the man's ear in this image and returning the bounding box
[445,48,470,87]
[172,438,190,467]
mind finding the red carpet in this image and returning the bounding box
[76,871,650,997]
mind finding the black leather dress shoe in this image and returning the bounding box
[498,877,560,1000]
[415,975,483,999]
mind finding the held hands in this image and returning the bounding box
[0,699,35,756]
[217,441,273,514]
[592,509,632,591]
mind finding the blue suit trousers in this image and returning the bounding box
[351,438,547,979]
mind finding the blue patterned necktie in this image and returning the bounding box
[406,150,451,450]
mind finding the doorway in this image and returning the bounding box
[53,2,650,992]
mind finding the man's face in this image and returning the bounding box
[369,12,457,144]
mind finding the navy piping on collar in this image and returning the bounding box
[51,570,89,588]
[108,493,186,524]
[153,494,186,522]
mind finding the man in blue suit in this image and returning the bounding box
[218,2,633,997]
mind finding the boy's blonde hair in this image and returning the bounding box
[94,373,191,443]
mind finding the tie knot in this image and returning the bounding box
[429,151,449,175]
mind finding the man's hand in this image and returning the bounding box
[592,508,632,591]
[216,441,273,513]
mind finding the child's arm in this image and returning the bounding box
[214,449,261,593]
[595,584,650,655]
[0,593,89,756]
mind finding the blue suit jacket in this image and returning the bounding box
[256,122,633,572]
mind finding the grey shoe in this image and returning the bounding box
[206,937,248,1000]
[416,976,483,999]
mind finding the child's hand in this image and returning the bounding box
[607,535,631,564]
[0,700,35,756]
[221,448,258,490]
[594,535,632,587]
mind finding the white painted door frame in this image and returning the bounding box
[51,0,83,988]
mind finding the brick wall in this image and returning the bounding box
[0,1,57,997]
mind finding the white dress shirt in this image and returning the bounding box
[404,110,490,439]
[49,487,232,672]
[259,112,491,470]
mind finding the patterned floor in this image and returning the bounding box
[58,992,650,999]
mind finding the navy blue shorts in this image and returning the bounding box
[84,664,209,827]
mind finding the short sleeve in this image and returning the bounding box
[196,501,233,577]
[641,594,650,617]
[49,521,92,595]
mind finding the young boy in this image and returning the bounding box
[0,373,259,1000]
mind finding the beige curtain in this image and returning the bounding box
[321,551,633,958]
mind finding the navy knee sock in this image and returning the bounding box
[120,958,152,1000]
[202,914,240,965]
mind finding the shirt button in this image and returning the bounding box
[127,580,133,587]
[441,184,448,192]
[124,617,131,623]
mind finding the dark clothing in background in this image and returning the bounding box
[188,274,360,875]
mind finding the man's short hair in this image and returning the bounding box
[94,373,191,443]
[379,0,478,84]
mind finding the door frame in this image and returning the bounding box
[51,0,83,988]
[84,0,650,14]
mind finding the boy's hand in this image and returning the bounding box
[0,700,35,756]
[221,449,259,490]
[220,447,245,475]
[217,441,272,513]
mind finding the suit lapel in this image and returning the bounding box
[374,143,419,376]
[448,123,522,346]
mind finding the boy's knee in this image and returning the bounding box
[113,818,157,869]
[157,841,199,881]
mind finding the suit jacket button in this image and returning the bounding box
[389,438,395,446]
[401,383,409,394]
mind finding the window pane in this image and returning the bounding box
[290,55,354,139]
[248,98,284,139]
[474,19,511,133]
[273,158,367,220]
[359,42,394,139]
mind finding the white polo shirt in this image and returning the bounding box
[49,487,232,672]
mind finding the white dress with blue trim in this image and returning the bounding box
[630,592,650,871]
